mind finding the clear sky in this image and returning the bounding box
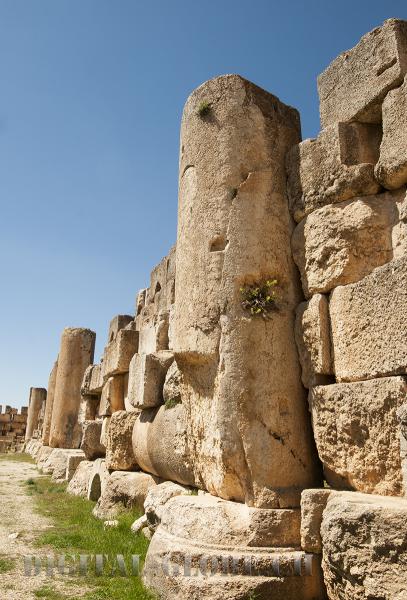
[1,0,406,407]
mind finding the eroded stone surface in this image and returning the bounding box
[67,460,94,497]
[287,122,381,222]
[292,191,400,296]
[26,388,47,441]
[330,257,407,381]
[127,351,173,409]
[144,481,192,532]
[80,420,105,460]
[321,491,407,599]
[144,494,326,600]
[102,329,139,379]
[42,360,58,446]
[173,74,321,508]
[93,471,160,519]
[301,489,332,554]
[318,18,407,127]
[49,328,95,449]
[132,403,194,486]
[105,410,139,471]
[295,295,333,388]
[99,375,126,416]
[310,377,407,495]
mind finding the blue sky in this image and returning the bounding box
[1,1,406,407]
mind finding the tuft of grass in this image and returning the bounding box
[197,100,211,117]
[0,452,35,463]
[240,279,279,317]
[27,476,155,600]
[26,477,35,485]
[0,554,16,573]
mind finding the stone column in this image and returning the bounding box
[49,328,95,449]
[25,387,47,440]
[42,359,58,446]
[173,75,321,508]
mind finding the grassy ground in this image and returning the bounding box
[0,554,16,573]
[25,475,156,599]
[0,452,35,463]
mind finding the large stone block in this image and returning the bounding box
[295,295,333,388]
[318,19,407,127]
[292,191,400,296]
[49,328,95,449]
[43,448,86,482]
[172,74,321,508]
[162,494,301,548]
[105,410,139,471]
[107,314,133,343]
[80,420,105,460]
[87,458,110,501]
[102,329,138,379]
[36,445,54,471]
[138,310,170,355]
[99,375,126,416]
[321,491,407,599]
[127,351,174,409]
[376,75,407,189]
[81,363,103,395]
[132,403,194,486]
[310,377,407,496]
[143,481,192,533]
[67,460,94,497]
[144,494,326,600]
[93,471,160,520]
[77,394,99,425]
[136,247,176,355]
[330,257,407,381]
[287,123,381,222]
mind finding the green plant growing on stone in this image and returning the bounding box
[240,279,278,317]
[164,396,182,410]
[197,100,211,117]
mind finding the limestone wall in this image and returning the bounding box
[24,17,407,600]
[0,404,28,452]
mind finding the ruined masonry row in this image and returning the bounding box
[19,18,407,600]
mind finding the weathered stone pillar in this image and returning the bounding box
[49,328,95,449]
[42,359,58,446]
[25,387,47,440]
[173,75,321,508]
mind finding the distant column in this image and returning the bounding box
[41,359,58,446]
[49,328,95,449]
[25,387,47,440]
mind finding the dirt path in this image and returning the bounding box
[0,456,87,599]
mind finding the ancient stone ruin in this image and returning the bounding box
[22,18,407,600]
[0,404,28,453]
